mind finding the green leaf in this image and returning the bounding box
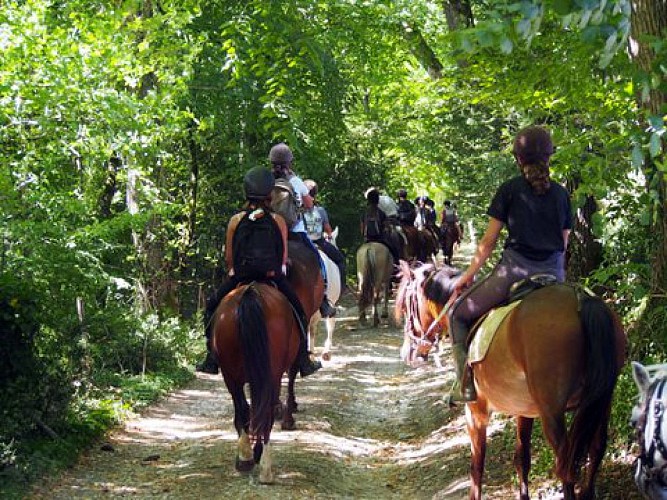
[649,133,662,158]
[632,144,644,168]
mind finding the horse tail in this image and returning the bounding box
[237,285,274,443]
[562,294,619,480]
[394,261,412,324]
[360,245,375,308]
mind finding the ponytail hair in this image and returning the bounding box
[513,126,553,195]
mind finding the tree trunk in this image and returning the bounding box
[629,0,667,353]
[441,0,475,30]
[566,192,602,283]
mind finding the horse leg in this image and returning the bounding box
[236,430,254,472]
[258,441,274,484]
[380,284,390,320]
[514,416,534,500]
[579,405,611,500]
[322,317,335,361]
[308,314,319,355]
[540,413,575,499]
[372,292,380,327]
[282,365,298,430]
[228,384,254,472]
[466,398,490,500]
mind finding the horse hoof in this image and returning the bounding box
[259,471,275,484]
[235,458,254,472]
[322,352,331,361]
[281,419,296,431]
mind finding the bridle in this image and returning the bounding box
[403,270,459,357]
[635,377,667,494]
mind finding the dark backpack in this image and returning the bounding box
[270,178,299,228]
[232,209,283,277]
[364,211,382,240]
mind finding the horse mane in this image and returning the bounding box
[424,264,461,305]
[394,261,462,324]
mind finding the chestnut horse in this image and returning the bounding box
[287,236,325,322]
[211,283,300,484]
[395,262,626,499]
[356,241,393,326]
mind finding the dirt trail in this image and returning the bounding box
[28,247,640,499]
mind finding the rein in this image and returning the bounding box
[637,377,667,488]
[403,271,459,352]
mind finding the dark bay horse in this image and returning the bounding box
[395,262,627,499]
[440,221,461,266]
[356,241,393,326]
[400,224,421,262]
[211,282,300,484]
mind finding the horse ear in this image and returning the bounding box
[332,226,338,239]
[632,361,651,396]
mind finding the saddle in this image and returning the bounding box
[467,274,558,364]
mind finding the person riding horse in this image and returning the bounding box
[361,188,400,265]
[302,179,349,294]
[196,166,322,377]
[396,189,416,226]
[440,200,462,265]
[447,125,572,403]
[269,143,337,319]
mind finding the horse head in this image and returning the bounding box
[632,361,667,499]
[395,261,460,365]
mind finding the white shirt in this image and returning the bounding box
[288,175,309,233]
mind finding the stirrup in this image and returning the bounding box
[320,298,337,318]
[444,380,477,406]
[300,355,322,377]
[196,352,219,374]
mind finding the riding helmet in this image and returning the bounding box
[268,142,293,165]
[304,179,318,197]
[243,167,275,200]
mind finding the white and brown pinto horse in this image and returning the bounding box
[308,227,341,361]
[632,362,667,499]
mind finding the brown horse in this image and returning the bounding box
[356,241,393,326]
[211,282,300,484]
[400,224,421,262]
[287,236,325,320]
[395,262,627,499]
[440,221,461,266]
[417,227,439,264]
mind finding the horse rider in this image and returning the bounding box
[269,143,337,318]
[361,188,400,265]
[378,191,404,263]
[447,126,572,403]
[440,200,462,244]
[414,195,439,245]
[196,166,322,377]
[302,179,349,294]
[397,188,416,226]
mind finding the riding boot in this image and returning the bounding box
[297,316,322,377]
[448,343,477,404]
[320,295,337,318]
[196,334,219,374]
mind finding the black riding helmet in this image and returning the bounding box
[243,167,275,201]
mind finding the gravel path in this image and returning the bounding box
[28,246,641,499]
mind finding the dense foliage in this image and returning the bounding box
[1,0,665,494]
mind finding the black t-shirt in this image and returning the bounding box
[487,176,572,261]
